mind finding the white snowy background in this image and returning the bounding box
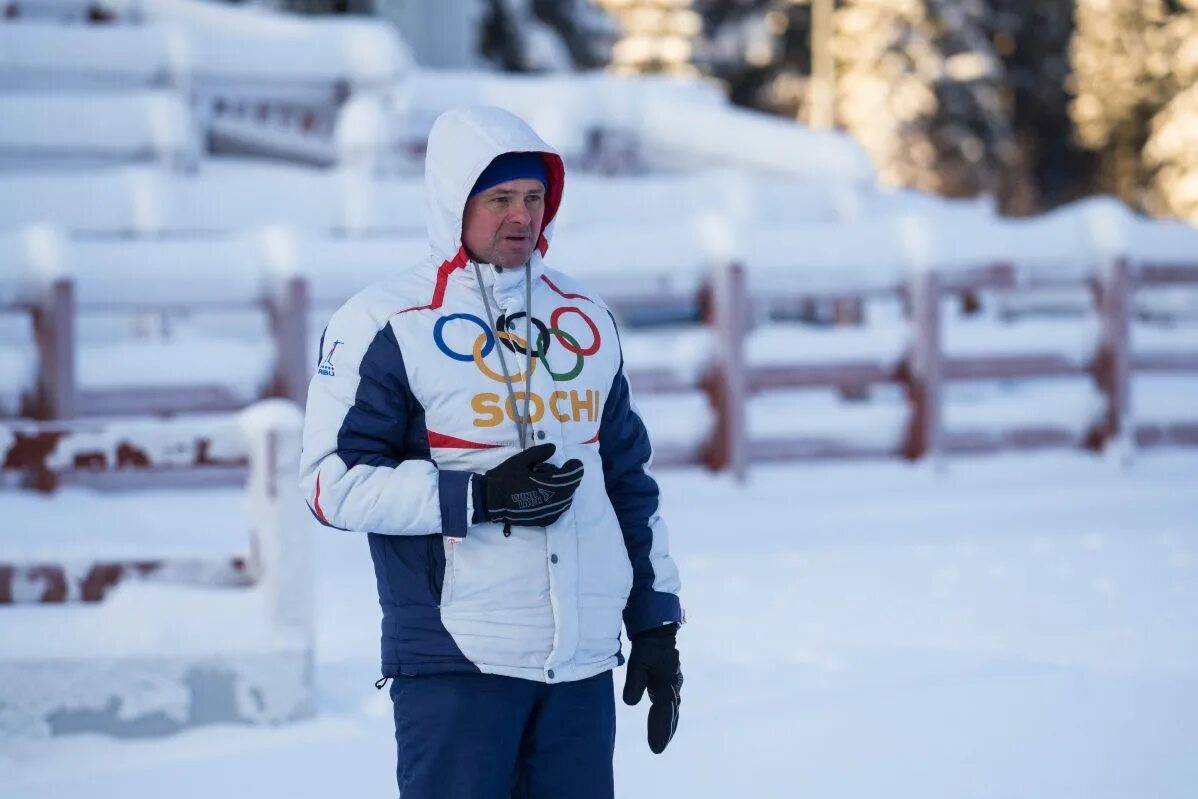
[2,1,1198,797]
[4,451,1198,797]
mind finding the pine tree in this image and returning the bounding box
[835,0,1022,206]
[592,0,704,76]
[1142,3,1198,222]
[480,0,616,72]
[694,0,813,117]
[532,0,617,70]
[989,0,1093,210]
[1072,0,1198,219]
[1146,82,1198,222]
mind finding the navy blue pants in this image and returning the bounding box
[389,670,616,799]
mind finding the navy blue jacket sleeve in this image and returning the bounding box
[598,325,682,636]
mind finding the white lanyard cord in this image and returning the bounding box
[472,260,535,449]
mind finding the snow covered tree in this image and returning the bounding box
[1139,2,1198,223]
[480,0,617,72]
[1146,81,1198,222]
[989,0,1092,211]
[834,0,1023,207]
[693,0,814,116]
[1072,0,1198,220]
[592,0,703,76]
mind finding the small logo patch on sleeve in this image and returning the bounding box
[317,340,344,377]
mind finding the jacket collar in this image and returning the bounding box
[446,254,547,317]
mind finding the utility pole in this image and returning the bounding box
[807,0,835,128]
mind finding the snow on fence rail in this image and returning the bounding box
[0,401,314,736]
[0,401,307,601]
[0,168,856,238]
[1,224,1196,467]
[623,259,1198,472]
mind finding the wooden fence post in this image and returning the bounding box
[1095,257,1132,450]
[904,269,942,460]
[239,400,314,717]
[32,278,76,420]
[267,275,310,406]
[704,262,749,479]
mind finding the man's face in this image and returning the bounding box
[461,178,546,268]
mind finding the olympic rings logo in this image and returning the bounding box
[433,307,602,383]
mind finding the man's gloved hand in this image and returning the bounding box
[478,443,583,528]
[622,623,682,754]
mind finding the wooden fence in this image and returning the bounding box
[6,257,1198,474]
[0,402,308,607]
[675,259,1198,477]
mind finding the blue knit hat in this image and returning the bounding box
[469,152,548,198]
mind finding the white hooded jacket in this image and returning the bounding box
[299,106,681,683]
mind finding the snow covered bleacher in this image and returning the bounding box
[1,0,412,171]
[0,164,427,235]
[0,22,184,91]
[1,0,132,24]
[402,71,875,183]
[0,91,199,172]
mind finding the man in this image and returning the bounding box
[299,106,683,798]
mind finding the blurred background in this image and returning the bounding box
[1,1,1197,797]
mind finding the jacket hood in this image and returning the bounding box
[424,106,566,269]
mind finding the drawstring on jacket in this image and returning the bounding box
[471,260,536,449]
[472,259,537,539]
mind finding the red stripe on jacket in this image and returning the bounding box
[398,246,470,315]
[541,274,591,302]
[428,431,502,449]
[313,472,331,524]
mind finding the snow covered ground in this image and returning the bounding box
[3,449,1196,798]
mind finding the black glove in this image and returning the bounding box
[622,623,682,754]
[477,443,583,529]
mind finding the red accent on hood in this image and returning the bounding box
[428,431,503,449]
[582,430,600,444]
[399,246,470,315]
[313,473,331,524]
[541,274,591,302]
[536,152,565,257]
